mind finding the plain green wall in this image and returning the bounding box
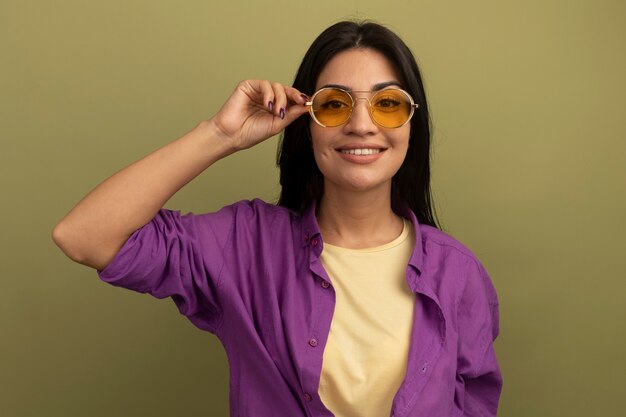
[2,0,625,416]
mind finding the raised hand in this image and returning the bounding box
[52,79,311,269]
[211,80,310,151]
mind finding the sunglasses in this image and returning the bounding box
[305,87,419,128]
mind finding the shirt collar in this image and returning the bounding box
[299,201,424,273]
[300,200,321,247]
[394,203,424,273]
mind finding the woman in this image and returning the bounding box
[53,21,502,417]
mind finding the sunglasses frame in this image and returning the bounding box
[305,87,419,128]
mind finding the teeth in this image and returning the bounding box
[340,148,381,155]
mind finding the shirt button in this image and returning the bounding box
[321,281,330,289]
[311,237,319,247]
[304,393,312,402]
[308,338,318,347]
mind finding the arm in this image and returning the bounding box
[52,80,309,270]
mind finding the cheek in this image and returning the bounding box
[309,125,332,160]
[309,122,323,144]
[311,143,332,175]
[393,128,411,154]
[400,125,411,144]
[391,131,411,172]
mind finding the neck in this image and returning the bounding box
[317,183,403,249]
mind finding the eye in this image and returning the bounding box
[320,99,350,110]
[374,98,402,114]
[375,96,401,108]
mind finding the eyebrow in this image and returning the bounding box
[318,81,403,91]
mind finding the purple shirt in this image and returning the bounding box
[99,199,502,416]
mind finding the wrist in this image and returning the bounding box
[195,119,239,158]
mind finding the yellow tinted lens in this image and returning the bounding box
[371,89,412,127]
[311,89,352,127]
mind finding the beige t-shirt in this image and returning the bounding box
[318,219,416,417]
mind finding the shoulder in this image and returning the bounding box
[187,199,300,239]
[418,224,481,264]
[183,199,294,222]
[416,224,498,306]
[230,198,293,217]
[214,198,297,225]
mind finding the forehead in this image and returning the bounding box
[315,48,401,90]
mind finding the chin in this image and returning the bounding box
[330,174,391,194]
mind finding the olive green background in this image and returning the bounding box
[2,0,625,416]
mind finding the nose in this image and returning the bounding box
[344,97,378,135]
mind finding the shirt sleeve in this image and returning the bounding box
[454,259,503,417]
[97,207,234,334]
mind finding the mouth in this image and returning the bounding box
[333,145,388,164]
[339,148,383,156]
[335,142,388,155]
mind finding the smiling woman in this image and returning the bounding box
[309,49,412,232]
[52,20,502,417]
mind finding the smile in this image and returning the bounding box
[339,148,382,155]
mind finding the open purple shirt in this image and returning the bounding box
[99,199,502,416]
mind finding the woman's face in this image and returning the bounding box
[310,48,410,196]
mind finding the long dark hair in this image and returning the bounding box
[277,21,439,228]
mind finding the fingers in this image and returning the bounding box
[280,87,310,124]
[228,79,310,144]
[257,80,275,114]
[215,80,310,150]
[246,79,308,120]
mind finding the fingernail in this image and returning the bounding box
[268,101,274,111]
[279,108,285,120]
[300,93,309,102]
